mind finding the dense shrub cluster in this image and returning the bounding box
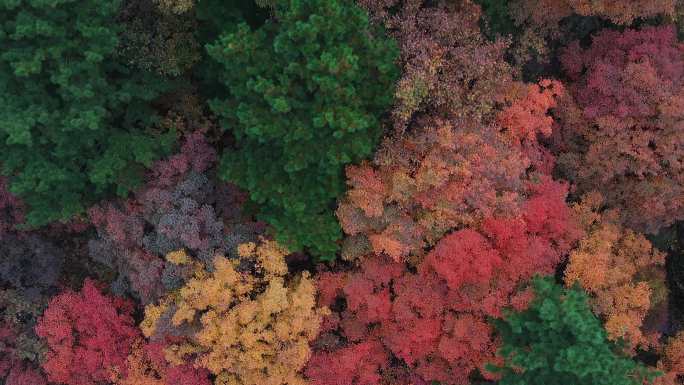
[0,1,682,385]
[309,176,579,384]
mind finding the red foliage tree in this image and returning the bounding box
[310,178,579,385]
[554,26,684,233]
[306,341,388,385]
[35,280,139,385]
[511,0,675,28]
[423,229,501,291]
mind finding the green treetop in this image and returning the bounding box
[491,276,659,385]
[0,0,174,226]
[206,0,399,259]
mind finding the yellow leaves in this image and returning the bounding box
[237,242,256,258]
[144,239,326,385]
[140,301,169,338]
[166,249,191,265]
[255,240,290,278]
[164,342,203,366]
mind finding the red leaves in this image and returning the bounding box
[4,365,46,385]
[148,130,216,189]
[312,171,581,384]
[35,280,139,385]
[305,341,388,385]
[423,229,501,290]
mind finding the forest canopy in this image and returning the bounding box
[0,1,683,385]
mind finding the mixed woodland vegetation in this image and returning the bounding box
[0,0,683,384]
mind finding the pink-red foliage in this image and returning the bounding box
[511,0,675,28]
[423,229,501,291]
[34,280,139,385]
[554,26,684,233]
[310,179,579,385]
[306,341,388,385]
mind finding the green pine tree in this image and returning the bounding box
[491,276,659,385]
[206,0,399,259]
[0,0,174,226]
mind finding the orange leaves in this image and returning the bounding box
[337,116,534,262]
[564,193,667,350]
[652,332,684,385]
[498,79,564,142]
[116,341,210,385]
[344,163,387,218]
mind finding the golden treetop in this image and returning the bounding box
[141,239,327,385]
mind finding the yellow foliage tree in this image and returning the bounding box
[565,192,667,351]
[117,341,170,385]
[153,0,194,14]
[141,240,327,385]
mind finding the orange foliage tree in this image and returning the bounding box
[141,240,326,385]
[564,192,668,351]
[337,80,565,262]
[653,332,684,385]
[115,341,210,385]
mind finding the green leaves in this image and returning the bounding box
[0,0,173,226]
[491,276,660,385]
[206,0,399,259]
